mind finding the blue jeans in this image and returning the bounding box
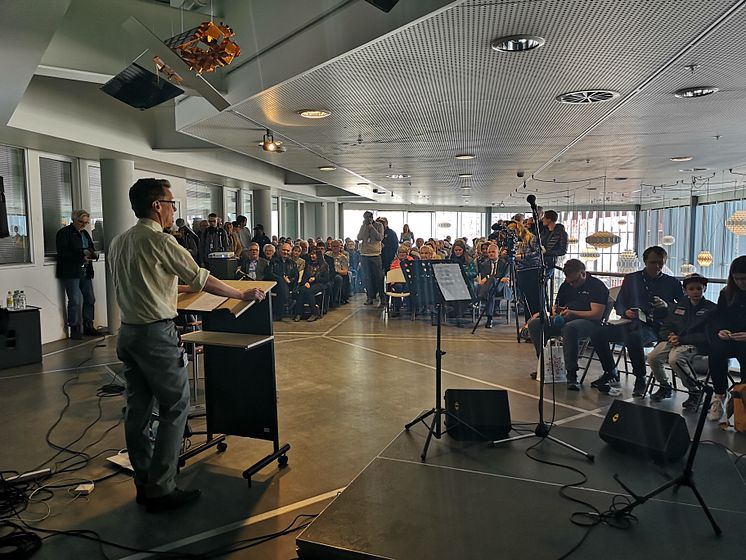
[63,275,95,327]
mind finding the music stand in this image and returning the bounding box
[405,262,486,461]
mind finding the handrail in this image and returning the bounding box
[588,270,727,284]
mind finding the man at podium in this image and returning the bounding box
[109,178,265,514]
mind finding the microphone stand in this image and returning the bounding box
[491,194,594,461]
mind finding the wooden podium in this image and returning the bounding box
[178,280,290,486]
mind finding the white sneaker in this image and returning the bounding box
[606,380,623,397]
[707,395,726,422]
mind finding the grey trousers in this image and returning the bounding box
[646,342,702,391]
[117,320,190,499]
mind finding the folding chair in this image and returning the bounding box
[384,268,414,320]
[578,285,621,385]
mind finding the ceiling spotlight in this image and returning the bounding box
[455,154,475,160]
[318,166,336,171]
[556,90,620,104]
[674,87,719,98]
[458,173,473,178]
[261,129,278,152]
[679,167,709,172]
[460,185,471,190]
[491,35,545,52]
[670,156,693,162]
[298,109,331,119]
[386,173,410,179]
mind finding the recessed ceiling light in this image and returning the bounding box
[455,154,475,160]
[491,35,545,52]
[458,173,473,178]
[386,174,410,179]
[556,90,620,104]
[357,182,369,186]
[679,167,709,172]
[670,156,693,162]
[674,87,719,99]
[298,109,331,119]
[460,185,471,190]
[318,166,336,171]
[614,177,628,181]
[587,187,597,190]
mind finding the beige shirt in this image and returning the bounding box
[108,218,210,324]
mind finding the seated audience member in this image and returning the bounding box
[294,247,330,322]
[263,242,276,261]
[418,244,435,260]
[292,244,306,276]
[174,218,199,262]
[478,244,510,329]
[527,259,608,390]
[589,246,684,397]
[390,244,412,270]
[239,242,269,280]
[415,238,425,251]
[326,240,350,305]
[707,256,746,422]
[266,242,298,320]
[449,240,476,283]
[645,273,716,407]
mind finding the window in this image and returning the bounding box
[694,200,746,278]
[186,180,221,230]
[40,157,74,257]
[88,165,104,251]
[407,212,433,240]
[241,189,252,228]
[271,196,279,237]
[0,145,31,264]
[560,210,636,275]
[225,189,238,222]
[459,212,484,241]
[282,198,298,239]
[435,211,458,241]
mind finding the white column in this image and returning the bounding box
[100,159,135,334]
[252,188,272,235]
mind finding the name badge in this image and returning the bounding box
[674,308,686,316]
[696,309,707,316]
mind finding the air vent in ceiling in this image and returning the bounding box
[556,90,620,104]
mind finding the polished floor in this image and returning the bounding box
[1,296,744,559]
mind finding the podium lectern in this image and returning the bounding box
[178,280,290,486]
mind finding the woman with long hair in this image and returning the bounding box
[294,247,329,322]
[400,224,414,244]
[513,221,542,331]
[707,255,746,421]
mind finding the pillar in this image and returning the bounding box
[338,203,345,240]
[252,188,272,236]
[100,159,136,334]
[315,202,328,239]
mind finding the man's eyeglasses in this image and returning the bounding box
[157,200,177,209]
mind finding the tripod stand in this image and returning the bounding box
[610,385,721,534]
[492,196,594,461]
[405,262,485,461]
[472,254,521,341]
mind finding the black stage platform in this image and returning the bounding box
[297,425,746,559]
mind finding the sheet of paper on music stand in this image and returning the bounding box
[432,263,471,302]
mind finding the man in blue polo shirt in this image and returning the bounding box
[590,246,684,397]
[527,259,609,390]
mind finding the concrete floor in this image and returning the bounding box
[1,296,744,559]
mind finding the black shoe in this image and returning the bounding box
[651,385,673,402]
[146,488,201,513]
[70,325,83,340]
[485,317,493,329]
[632,377,647,398]
[566,374,580,391]
[596,374,620,394]
[591,372,614,389]
[682,392,701,411]
[135,486,147,505]
[83,324,98,336]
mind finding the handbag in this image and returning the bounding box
[537,338,566,383]
[725,384,746,433]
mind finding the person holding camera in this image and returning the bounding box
[589,246,684,397]
[357,211,385,305]
[56,209,98,339]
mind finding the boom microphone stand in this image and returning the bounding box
[492,194,594,461]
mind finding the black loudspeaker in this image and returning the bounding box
[599,400,690,463]
[364,0,400,13]
[444,389,511,441]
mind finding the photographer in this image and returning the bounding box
[357,211,385,305]
[56,209,98,339]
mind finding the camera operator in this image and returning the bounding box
[357,211,385,305]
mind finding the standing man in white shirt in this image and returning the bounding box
[108,178,265,513]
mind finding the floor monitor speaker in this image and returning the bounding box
[599,400,690,462]
[444,389,511,441]
[364,0,400,13]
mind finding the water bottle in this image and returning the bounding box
[5,291,12,310]
[18,291,26,309]
[12,290,19,311]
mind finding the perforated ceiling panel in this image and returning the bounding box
[181,0,745,207]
